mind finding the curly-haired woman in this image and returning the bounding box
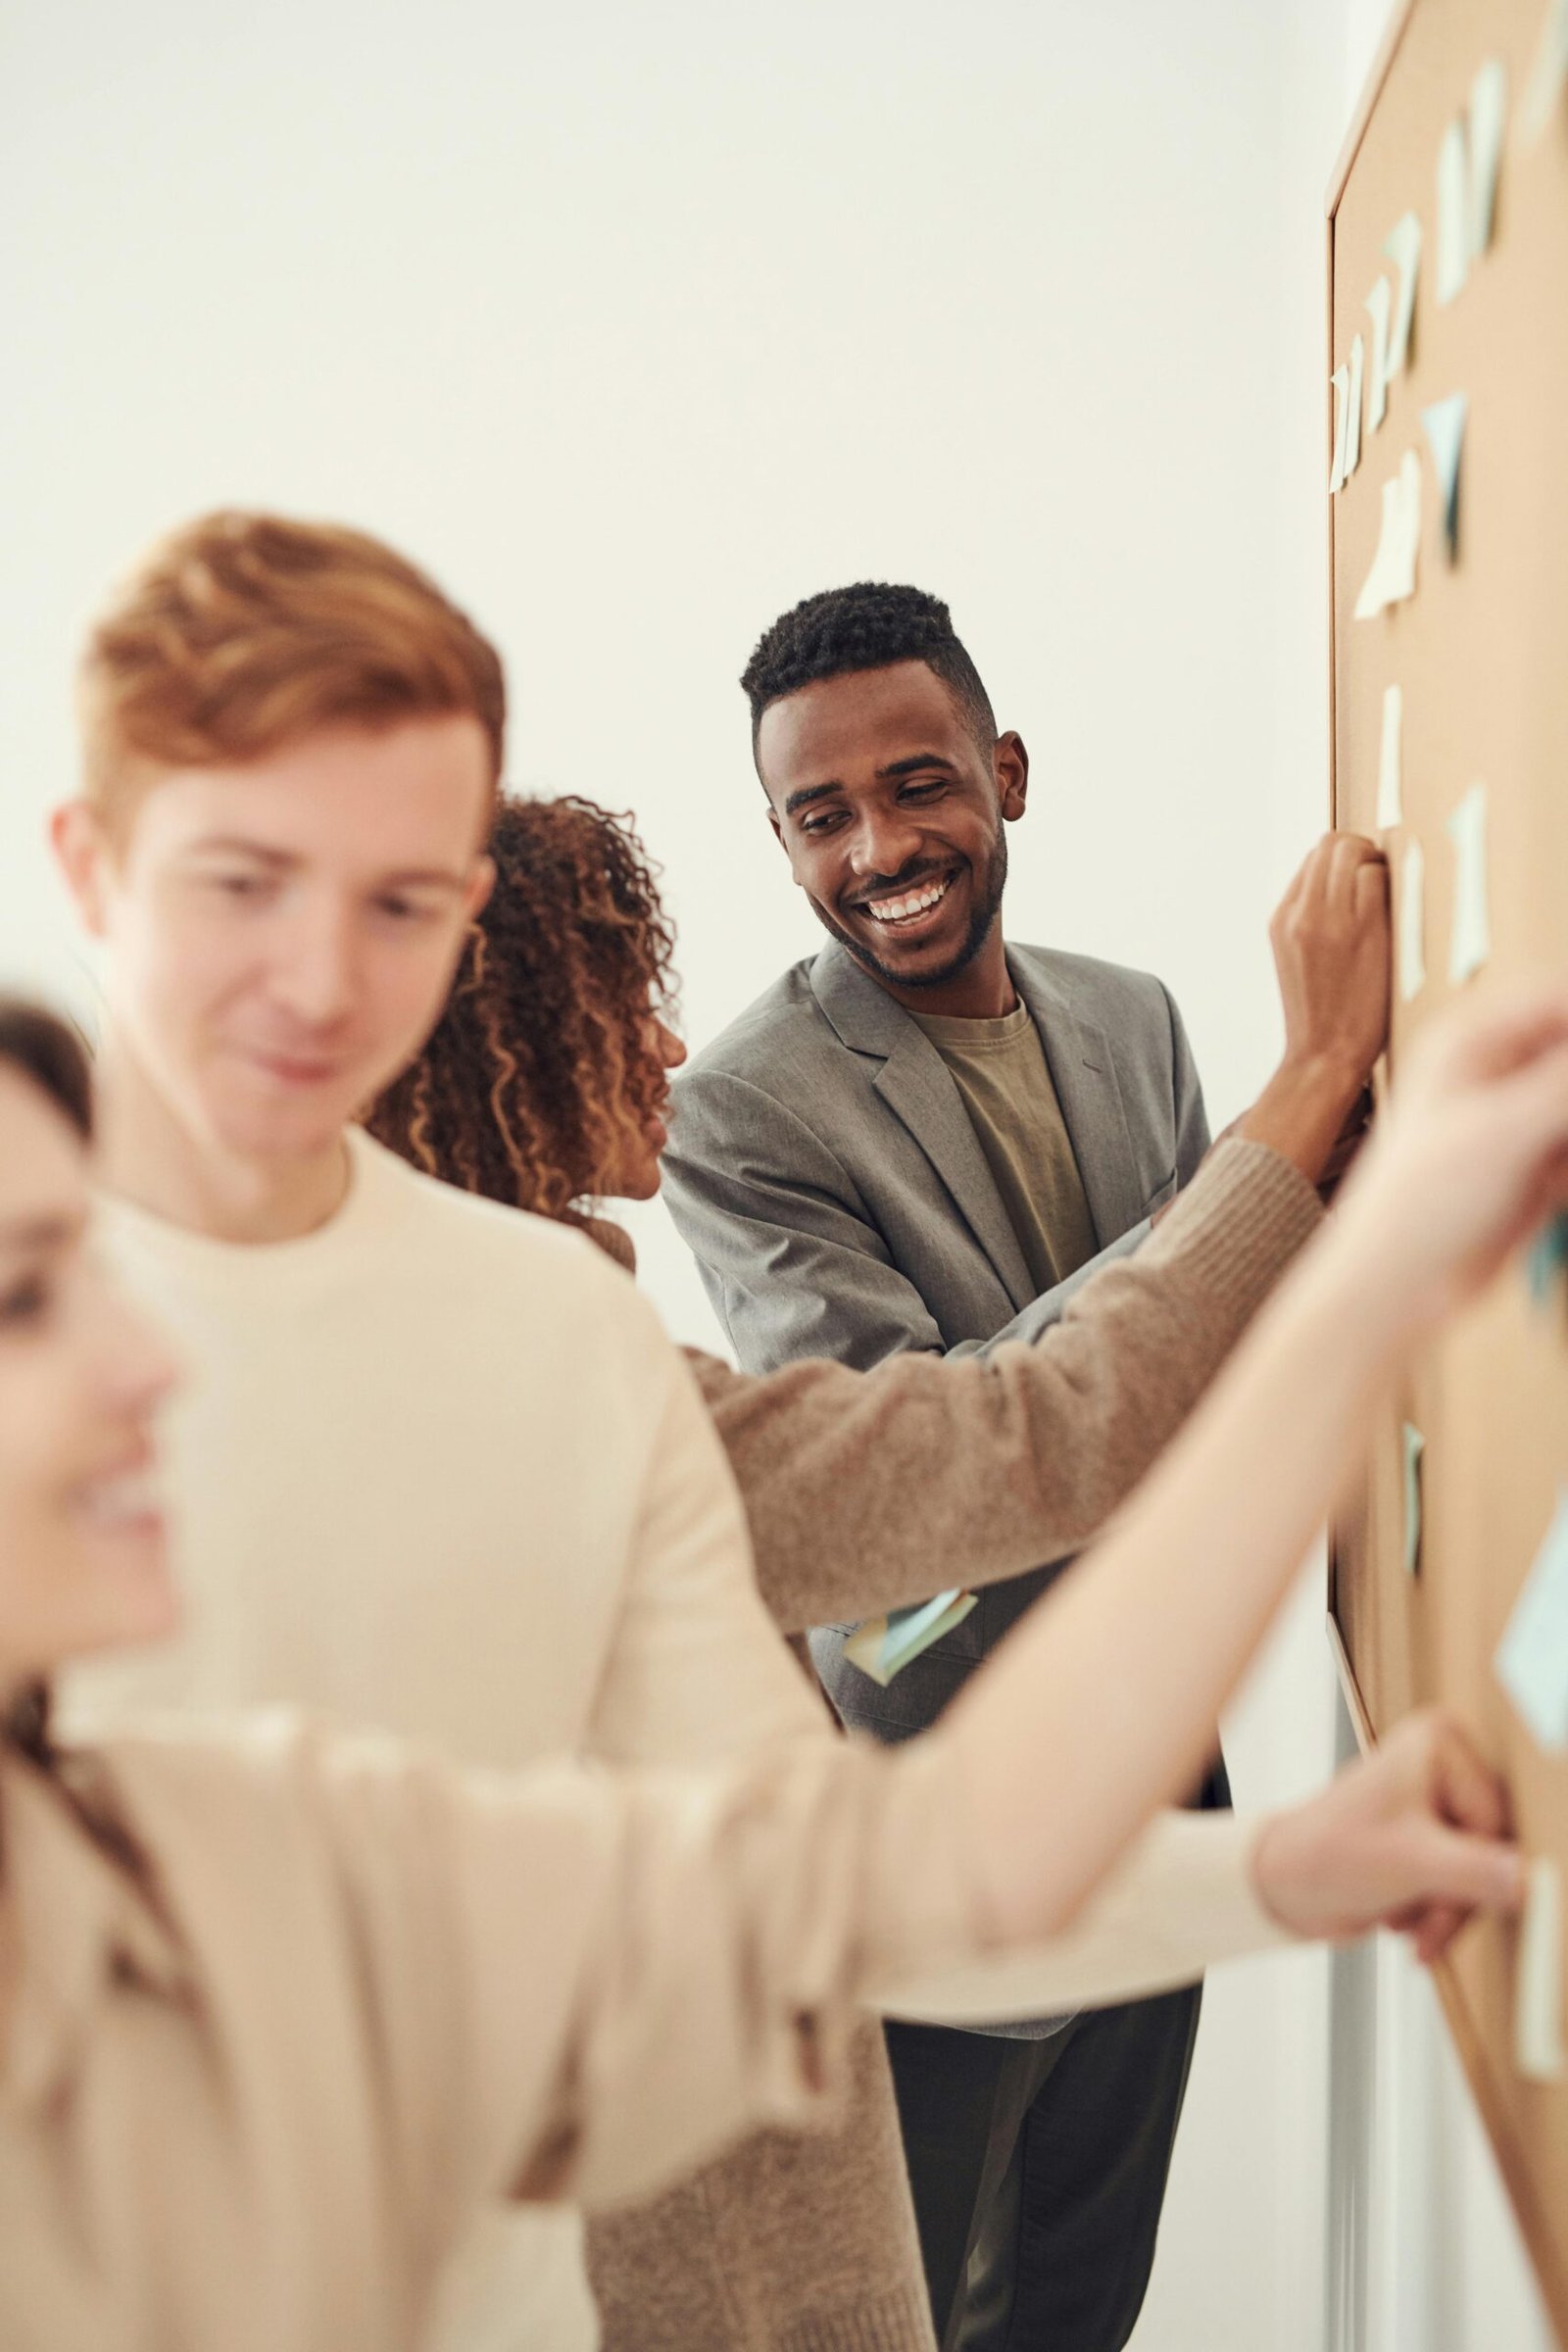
[369,797,1396,2352]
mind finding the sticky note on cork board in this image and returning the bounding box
[1496,1489,1568,1752]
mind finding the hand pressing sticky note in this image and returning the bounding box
[1496,1488,1568,1751]
[843,1590,977,1687]
[1524,0,1568,142]
[1402,1423,1425,1577]
[1398,837,1426,1002]
[1377,685,1403,828]
[1446,781,1491,983]
[1516,1858,1566,2084]
[1422,393,1467,562]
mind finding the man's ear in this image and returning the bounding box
[996,731,1029,822]
[765,803,784,849]
[49,801,116,940]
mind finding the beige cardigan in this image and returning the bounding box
[0,1716,1289,2352]
[587,1137,1323,2352]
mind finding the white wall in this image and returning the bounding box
[0,3,1552,2345]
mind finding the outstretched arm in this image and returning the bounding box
[689,1137,1322,1631]
[937,983,1568,1947]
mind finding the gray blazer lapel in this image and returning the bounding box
[1008,954,1149,1249]
[809,945,1035,1311]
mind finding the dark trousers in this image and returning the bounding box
[885,1983,1201,2352]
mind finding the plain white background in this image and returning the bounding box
[0,2,1552,2342]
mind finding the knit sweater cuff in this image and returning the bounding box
[1146,1136,1324,1323]
[777,2279,938,2352]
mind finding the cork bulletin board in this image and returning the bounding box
[1326,0,1568,2334]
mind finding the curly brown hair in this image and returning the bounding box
[368,794,678,1219]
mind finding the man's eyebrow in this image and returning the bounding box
[181,838,467,890]
[183,835,296,867]
[876,752,957,781]
[782,781,843,817]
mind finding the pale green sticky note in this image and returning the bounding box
[1330,362,1352,494]
[1384,212,1422,379]
[843,1589,978,1687]
[1523,0,1568,142]
[1365,276,1394,435]
[1516,1858,1566,2082]
[1377,685,1403,829]
[1422,393,1467,562]
[1437,118,1470,303]
[1467,61,1508,257]
[1497,1489,1568,1750]
[1402,1423,1425,1576]
[1355,449,1421,618]
[1446,781,1491,983]
[1398,837,1426,1002]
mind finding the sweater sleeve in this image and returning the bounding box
[585,1298,829,1767]
[872,1809,1294,2024]
[689,1137,1324,1634]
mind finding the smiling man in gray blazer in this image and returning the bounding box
[662,581,1228,2352]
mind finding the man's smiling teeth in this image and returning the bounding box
[863,875,953,926]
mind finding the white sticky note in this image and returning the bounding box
[1398,836,1427,1002]
[1345,335,1364,479]
[1354,450,1422,619]
[1496,1488,1568,1751]
[1422,393,1468,562]
[1437,118,1470,303]
[1330,365,1352,494]
[1365,278,1394,434]
[1524,0,1568,142]
[1402,1422,1425,1576]
[1384,212,1422,378]
[1468,61,1508,257]
[1447,781,1491,982]
[1377,685,1404,828]
[1517,1859,1566,2083]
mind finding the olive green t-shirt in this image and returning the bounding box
[911,999,1098,1296]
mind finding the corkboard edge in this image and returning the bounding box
[1323,8,1568,2339]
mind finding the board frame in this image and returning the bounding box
[1325,5,1568,2337]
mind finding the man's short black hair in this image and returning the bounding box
[741,582,997,759]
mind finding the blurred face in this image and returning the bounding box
[759,661,1028,994]
[54,717,495,1171]
[0,1068,180,1694]
[603,1014,686,1200]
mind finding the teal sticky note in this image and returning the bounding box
[1528,1212,1568,1308]
[843,1589,978,1687]
[1403,1424,1426,1576]
[1497,1489,1568,1751]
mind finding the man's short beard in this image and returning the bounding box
[815,832,1008,992]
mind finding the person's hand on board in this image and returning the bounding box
[1250,1710,1522,1964]
[1232,833,1391,1186]
[1326,981,1568,1347]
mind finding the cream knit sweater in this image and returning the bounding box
[65,1131,1318,2352]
